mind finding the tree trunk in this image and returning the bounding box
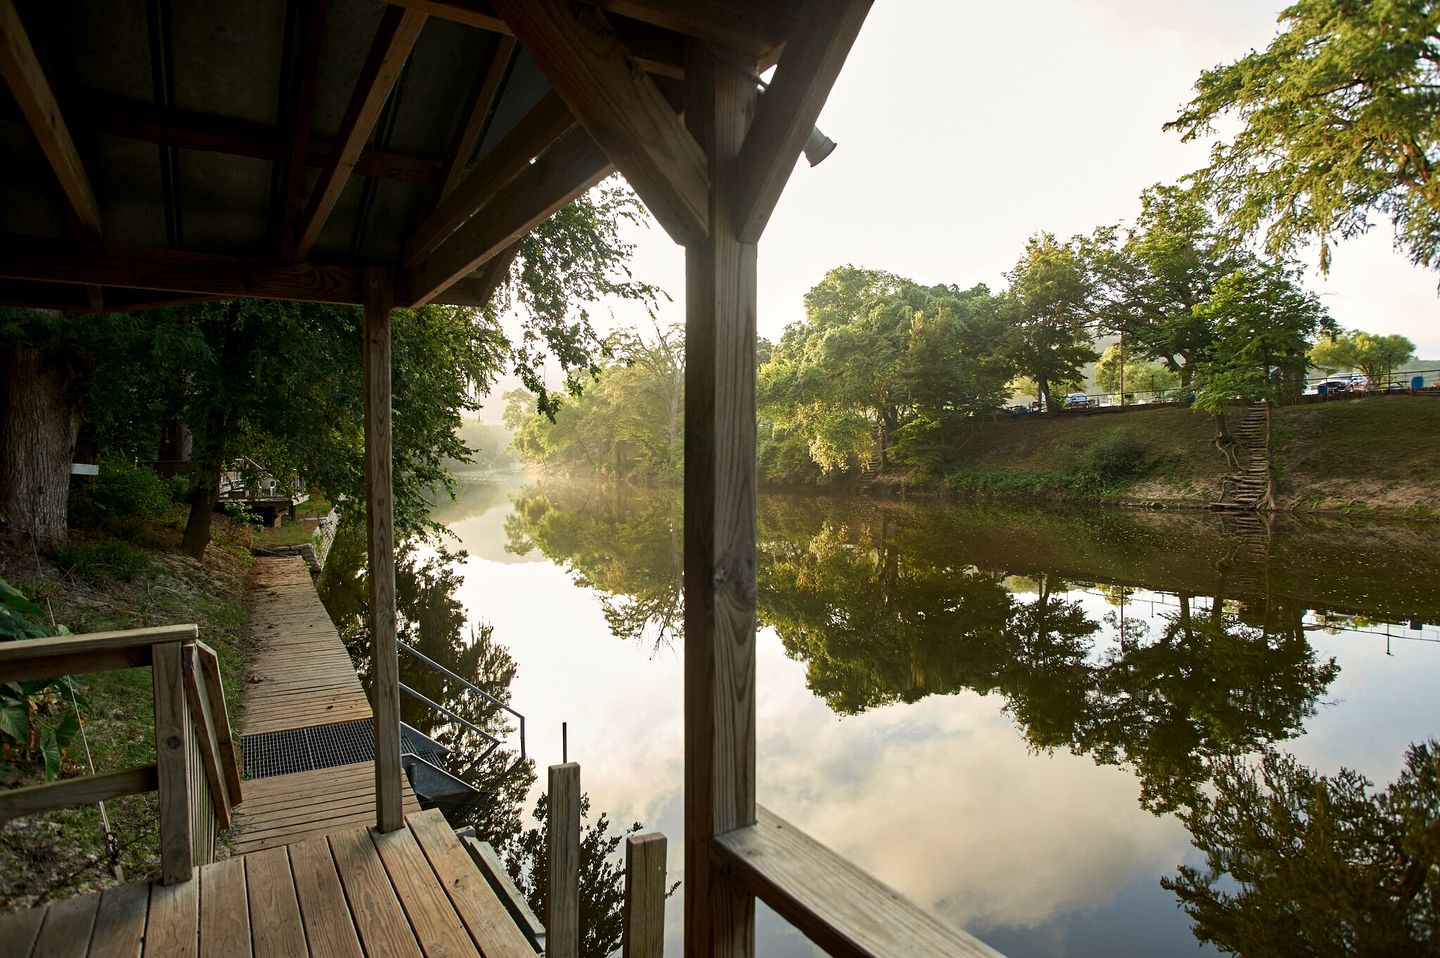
[1037,373,1053,415]
[181,461,222,558]
[0,344,82,551]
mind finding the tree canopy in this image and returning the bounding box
[1169,0,1440,271]
[1002,234,1098,411]
[1311,328,1418,385]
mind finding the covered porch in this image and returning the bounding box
[0,1,999,954]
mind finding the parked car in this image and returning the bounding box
[1064,393,1091,409]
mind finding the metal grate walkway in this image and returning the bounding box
[242,718,446,779]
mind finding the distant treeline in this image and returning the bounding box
[505,182,1420,489]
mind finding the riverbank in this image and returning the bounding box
[917,394,1440,520]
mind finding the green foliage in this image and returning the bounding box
[759,266,1014,476]
[947,428,1152,498]
[1164,741,1440,956]
[92,459,174,521]
[1003,234,1099,411]
[0,578,81,782]
[1169,0,1440,271]
[505,326,684,482]
[1093,343,1180,398]
[1311,328,1418,385]
[1057,428,1149,491]
[1192,263,1331,413]
[53,542,154,583]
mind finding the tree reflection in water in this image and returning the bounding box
[502,480,1440,953]
[317,521,639,957]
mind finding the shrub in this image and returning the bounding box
[1058,428,1149,491]
[93,459,173,520]
[54,542,154,582]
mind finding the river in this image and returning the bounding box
[320,475,1440,957]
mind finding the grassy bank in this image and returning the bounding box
[935,394,1440,519]
[0,512,256,909]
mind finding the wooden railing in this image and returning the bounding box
[0,625,242,885]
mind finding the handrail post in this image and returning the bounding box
[153,639,194,884]
[546,762,580,958]
[364,265,404,833]
[624,832,667,958]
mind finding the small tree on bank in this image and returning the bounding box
[1310,329,1417,387]
[1003,234,1099,413]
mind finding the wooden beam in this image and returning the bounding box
[402,128,612,306]
[682,40,758,958]
[623,832,667,958]
[0,238,365,304]
[732,0,870,243]
[153,640,195,885]
[290,7,428,258]
[363,267,404,834]
[388,0,685,78]
[402,90,575,268]
[0,0,103,242]
[591,1,793,57]
[0,766,158,821]
[78,96,443,184]
[274,0,328,252]
[473,240,521,306]
[546,763,581,958]
[436,34,517,198]
[490,0,708,245]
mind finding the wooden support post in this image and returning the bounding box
[623,832,667,958]
[546,762,581,958]
[364,266,403,833]
[152,640,194,885]
[682,40,758,958]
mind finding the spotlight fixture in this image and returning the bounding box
[754,75,837,167]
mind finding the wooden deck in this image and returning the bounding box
[0,809,536,958]
[232,557,419,854]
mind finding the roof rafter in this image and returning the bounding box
[731,0,871,243]
[402,127,613,307]
[402,89,574,269]
[491,0,708,246]
[274,0,328,253]
[289,5,428,259]
[435,34,517,199]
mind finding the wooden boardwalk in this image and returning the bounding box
[0,809,535,958]
[232,557,418,854]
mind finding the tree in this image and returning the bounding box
[1164,741,1440,956]
[1311,328,1418,385]
[1002,234,1099,412]
[1093,342,1180,400]
[1191,263,1332,414]
[1086,183,1249,387]
[1169,0,1440,271]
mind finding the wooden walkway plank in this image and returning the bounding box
[407,810,535,958]
[286,839,363,958]
[242,848,305,958]
[145,880,198,958]
[370,826,479,958]
[197,857,250,958]
[89,883,150,958]
[0,905,46,958]
[31,892,99,958]
[327,829,423,958]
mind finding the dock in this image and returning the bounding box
[0,559,534,957]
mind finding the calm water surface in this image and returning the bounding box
[335,476,1440,957]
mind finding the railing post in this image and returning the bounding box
[364,265,404,833]
[546,762,581,958]
[152,639,194,884]
[624,832,667,958]
[682,39,759,958]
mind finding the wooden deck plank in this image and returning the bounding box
[89,883,150,958]
[371,826,479,958]
[244,847,305,958]
[145,881,198,958]
[197,857,249,958]
[287,839,363,958]
[0,904,46,957]
[31,892,99,958]
[328,829,423,958]
[407,810,535,958]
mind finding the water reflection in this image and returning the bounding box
[499,480,1440,952]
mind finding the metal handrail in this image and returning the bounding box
[399,683,502,745]
[398,640,527,760]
